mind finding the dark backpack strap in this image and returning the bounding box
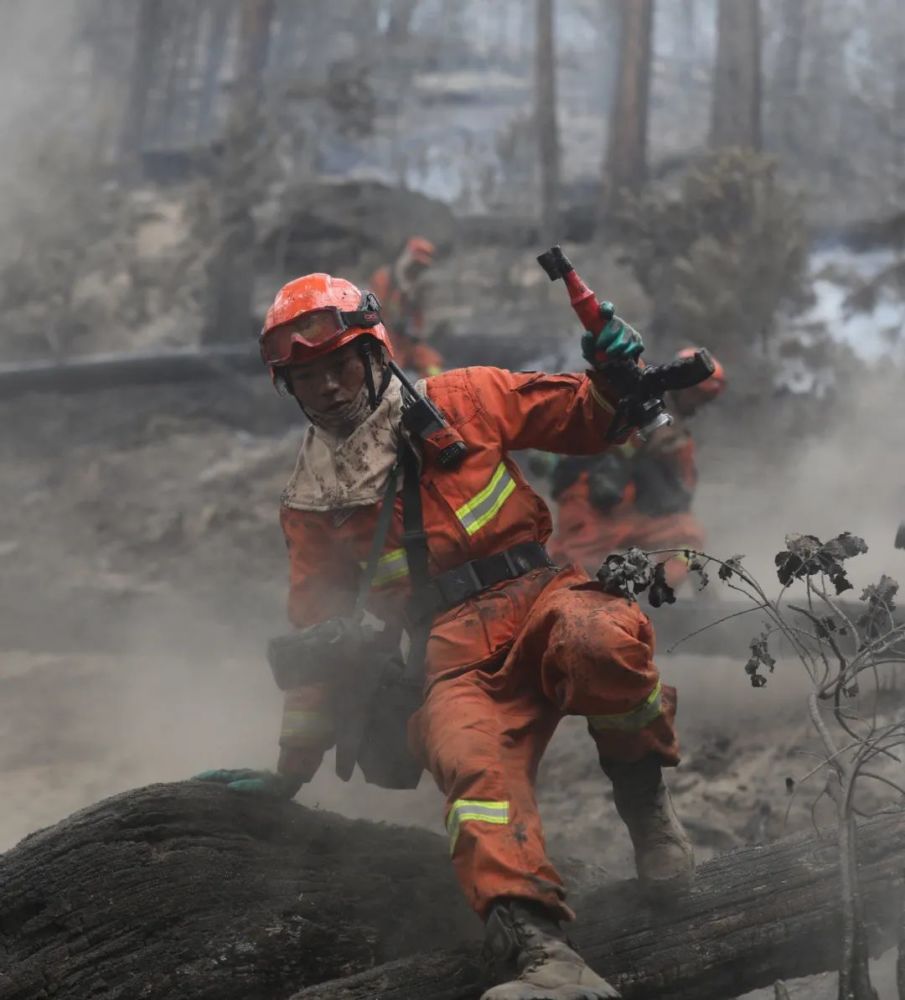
[400,441,431,670]
[352,447,403,616]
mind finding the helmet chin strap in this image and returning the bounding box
[358,339,391,410]
[284,339,390,435]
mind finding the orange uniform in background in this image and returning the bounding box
[551,422,704,587]
[551,350,725,588]
[279,366,678,920]
[369,236,445,377]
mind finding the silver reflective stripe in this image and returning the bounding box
[455,463,517,537]
[587,681,663,733]
[446,798,510,855]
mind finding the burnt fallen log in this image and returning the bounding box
[1,782,904,1000]
[289,810,905,1000]
[0,783,478,1000]
[0,344,260,397]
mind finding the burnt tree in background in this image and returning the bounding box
[119,0,164,168]
[772,0,806,149]
[678,0,696,94]
[710,0,762,150]
[196,0,234,142]
[202,0,275,344]
[895,0,905,215]
[535,0,560,241]
[601,0,654,218]
[386,0,420,44]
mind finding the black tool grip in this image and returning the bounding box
[647,349,715,394]
[536,245,574,281]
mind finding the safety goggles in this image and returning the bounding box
[260,291,381,365]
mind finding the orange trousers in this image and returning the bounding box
[412,563,678,921]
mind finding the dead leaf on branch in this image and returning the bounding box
[775,532,867,594]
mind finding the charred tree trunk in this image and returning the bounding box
[201,0,275,345]
[895,0,905,222]
[196,0,234,142]
[535,0,560,242]
[118,0,164,168]
[898,892,905,999]
[710,0,762,150]
[601,0,654,220]
[678,0,696,94]
[385,0,419,44]
[772,0,805,146]
[3,783,905,1000]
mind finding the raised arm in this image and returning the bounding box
[465,366,625,455]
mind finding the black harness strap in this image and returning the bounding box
[400,441,432,670]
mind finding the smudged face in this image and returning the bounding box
[285,342,367,417]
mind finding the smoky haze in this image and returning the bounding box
[0,2,903,998]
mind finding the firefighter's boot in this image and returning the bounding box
[481,899,619,999]
[603,756,694,897]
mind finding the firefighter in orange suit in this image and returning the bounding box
[197,273,694,999]
[369,235,445,377]
[551,350,726,588]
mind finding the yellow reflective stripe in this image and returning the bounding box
[587,681,663,733]
[371,547,409,587]
[455,463,517,536]
[280,709,334,743]
[446,798,510,855]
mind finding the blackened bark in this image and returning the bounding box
[385,0,419,44]
[535,0,560,241]
[0,783,478,1000]
[2,783,905,1000]
[119,0,164,166]
[773,0,806,147]
[710,0,762,150]
[201,0,276,345]
[601,0,654,218]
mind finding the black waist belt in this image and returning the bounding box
[410,541,556,622]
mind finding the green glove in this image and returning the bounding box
[193,768,303,799]
[581,302,644,368]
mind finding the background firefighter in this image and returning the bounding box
[551,349,726,589]
[368,235,446,377]
[196,273,694,1000]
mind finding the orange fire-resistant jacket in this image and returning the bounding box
[278,366,678,919]
[280,367,623,630]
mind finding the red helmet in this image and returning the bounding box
[404,236,436,268]
[259,273,393,368]
[676,347,726,402]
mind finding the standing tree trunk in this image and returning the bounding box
[385,0,419,44]
[678,0,696,88]
[535,0,560,241]
[195,0,234,142]
[773,0,806,148]
[202,0,276,345]
[710,0,762,150]
[118,0,164,169]
[601,0,654,220]
[895,0,905,227]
